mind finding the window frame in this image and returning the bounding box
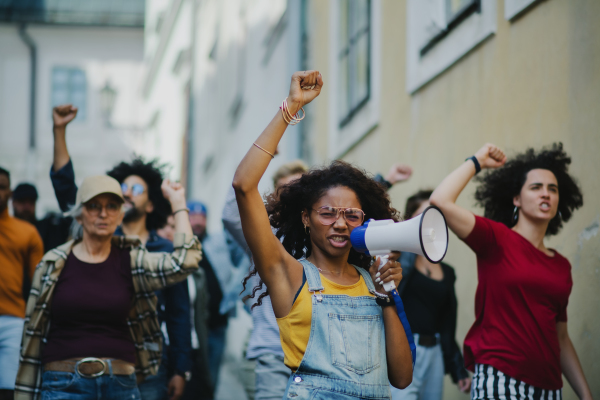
[406,0,497,94]
[328,0,381,159]
[51,66,87,121]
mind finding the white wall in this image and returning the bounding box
[189,0,301,231]
[142,0,193,180]
[0,24,144,216]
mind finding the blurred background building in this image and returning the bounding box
[0,0,145,214]
[0,0,598,399]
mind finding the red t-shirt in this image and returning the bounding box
[462,216,572,390]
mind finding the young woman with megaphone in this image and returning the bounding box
[430,143,592,400]
[232,71,413,399]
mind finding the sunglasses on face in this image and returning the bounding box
[312,206,365,227]
[121,183,145,197]
[84,202,122,217]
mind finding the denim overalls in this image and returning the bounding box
[283,259,391,400]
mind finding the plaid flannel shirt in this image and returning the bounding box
[14,233,201,400]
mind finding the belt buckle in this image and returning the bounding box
[76,357,107,378]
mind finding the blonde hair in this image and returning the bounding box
[272,160,309,187]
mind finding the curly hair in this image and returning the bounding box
[474,143,583,236]
[107,156,172,231]
[243,160,401,308]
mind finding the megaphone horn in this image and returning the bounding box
[351,205,449,264]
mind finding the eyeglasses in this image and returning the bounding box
[312,206,365,227]
[84,202,122,217]
[121,183,145,197]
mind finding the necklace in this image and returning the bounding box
[316,267,342,276]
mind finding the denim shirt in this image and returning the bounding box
[49,160,192,374]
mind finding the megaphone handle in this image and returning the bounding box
[389,289,416,369]
[376,256,396,292]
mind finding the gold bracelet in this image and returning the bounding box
[172,208,190,216]
[280,98,305,125]
[253,143,275,159]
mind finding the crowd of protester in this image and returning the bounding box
[0,69,593,400]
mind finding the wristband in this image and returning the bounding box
[466,156,481,174]
[172,208,190,216]
[373,174,393,190]
[375,296,394,307]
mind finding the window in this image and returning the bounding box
[51,67,86,120]
[338,0,370,127]
[504,0,540,21]
[406,0,496,93]
[327,0,380,158]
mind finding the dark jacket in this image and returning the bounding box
[398,252,469,383]
[50,159,192,374]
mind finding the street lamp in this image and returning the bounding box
[99,81,117,127]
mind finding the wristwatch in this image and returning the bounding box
[375,296,394,307]
[175,370,192,382]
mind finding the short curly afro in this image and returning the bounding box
[474,143,583,236]
[107,156,171,231]
[243,160,400,308]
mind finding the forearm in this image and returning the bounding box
[430,160,476,206]
[232,108,295,194]
[383,306,413,389]
[53,125,70,172]
[560,335,593,400]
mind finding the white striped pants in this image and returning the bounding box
[472,364,562,400]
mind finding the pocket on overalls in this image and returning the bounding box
[328,313,382,374]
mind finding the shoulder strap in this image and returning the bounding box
[298,259,324,292]
[353,265,376,293]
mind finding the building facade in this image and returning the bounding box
[306,1,599,398]
[0,1,145,216]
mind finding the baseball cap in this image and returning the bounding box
[12,183,38,201]
[75,175,125,207]
[187,201,207,215]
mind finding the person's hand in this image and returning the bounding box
[474,143,506,170]
[287,70,324,113]
[161,179,186,210]
[385,164,413,185]
[167,374,185,400]
[458,377,471,393]
[53,104,78,128]
[369,253,403,295]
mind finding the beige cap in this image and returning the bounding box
[75,175,124,205]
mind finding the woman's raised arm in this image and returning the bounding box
[430,143,506,239]
[232,71,323,316]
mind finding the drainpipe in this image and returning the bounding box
[18,23,37,150]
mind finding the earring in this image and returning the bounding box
[512,206,519,223]
[304,225,310,235]
[558,210,563,219]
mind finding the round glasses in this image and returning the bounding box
[84,201,122,217]
[121,183,145,197]
[312,206,365,227]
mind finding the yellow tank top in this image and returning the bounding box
[276,272,374,371]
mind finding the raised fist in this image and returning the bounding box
[287,71,324,114]
[53,104,78,127]
[161,179,186,210]
[474,143,507,170]
[385,163,413,185]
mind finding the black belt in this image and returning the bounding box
[418,334,438,347]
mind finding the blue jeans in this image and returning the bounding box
[41,368,141,400]
[254,354,289,400]
[207,325,227,389]
[390,334,444,400]
[0,316,24,389]
[138,363,168,400]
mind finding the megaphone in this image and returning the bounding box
[350,205,449,292]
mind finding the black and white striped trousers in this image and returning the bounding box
[471,364,562,400]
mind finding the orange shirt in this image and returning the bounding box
[0,208,44,318]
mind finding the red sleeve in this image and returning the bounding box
[462,215,498,258]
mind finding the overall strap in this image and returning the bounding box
[298,259,324,292]
[353,265,376,293]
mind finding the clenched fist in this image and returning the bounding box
[53,104,78,128]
